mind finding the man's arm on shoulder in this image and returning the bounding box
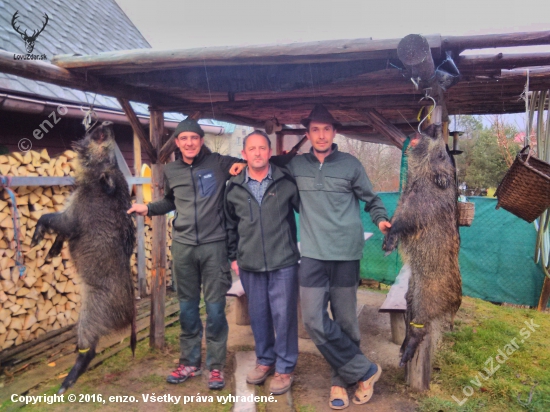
[217,153,246,179]
[351,160,389,227]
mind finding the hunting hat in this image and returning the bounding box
[172,118,205,138]
[300,104,342,129]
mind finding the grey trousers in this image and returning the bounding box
[172,240,232,371]
[299,257,373,387]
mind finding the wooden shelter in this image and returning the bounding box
[1,29,550,390]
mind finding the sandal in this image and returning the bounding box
[353,364,382,405]
[329,386,349,410]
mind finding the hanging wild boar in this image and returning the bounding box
[31,122,136,393]
[383,124,462,367]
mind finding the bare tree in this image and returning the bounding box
[336,136,401,192]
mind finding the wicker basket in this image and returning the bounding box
[495,146,550,223]
[458,201,475,226]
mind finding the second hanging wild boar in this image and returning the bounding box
[383,124,462,367]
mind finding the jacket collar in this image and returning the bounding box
[245,165,273,183]
[308,143,339,163]
[178,145,209,167]
[234,162,284,186]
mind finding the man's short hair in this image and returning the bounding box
[243,130,271,149]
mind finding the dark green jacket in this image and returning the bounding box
[147,147,241,245]
[224,163,300,272]
[272,144,388,261]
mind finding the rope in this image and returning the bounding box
[0,176,26,277]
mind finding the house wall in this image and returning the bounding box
[0,111,151,175]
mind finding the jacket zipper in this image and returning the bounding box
[258,201,269,272]
[198,173,204,196]
[248,197,253,222]
[190,165,200,244]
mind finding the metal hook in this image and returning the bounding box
[417,92,436,134]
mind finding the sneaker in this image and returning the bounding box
[269,372,293,395]
[208,369,225,390]
[166,364,201,384]
[352,364,382,405]
[246,363,275,385]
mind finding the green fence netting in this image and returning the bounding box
[297,194,546,307]
[360,194,545,307]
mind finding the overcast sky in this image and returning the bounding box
[116,0,550,51]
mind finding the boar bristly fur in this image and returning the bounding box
[31,122,136,393]
[383,124,462,367]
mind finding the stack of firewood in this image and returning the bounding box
[0,150,172,350]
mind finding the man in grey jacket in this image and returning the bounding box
[225,130,300,395]
[128,118,243,390]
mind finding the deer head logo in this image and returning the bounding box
[11,11,49,54]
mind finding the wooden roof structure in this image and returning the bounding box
[2,30,550,149]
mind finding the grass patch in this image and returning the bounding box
[419,297,550,412]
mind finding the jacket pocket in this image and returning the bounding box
[197,169,217,197]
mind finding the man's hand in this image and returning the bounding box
[229,163,246,176]
[127,203,148,216]
[230,260,240,276]
[378,220,392,235]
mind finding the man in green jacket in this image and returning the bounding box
[224,130,300,395]
[128,118,243,390]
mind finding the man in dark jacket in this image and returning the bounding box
[224,130,300,395]
[128,118,243,390]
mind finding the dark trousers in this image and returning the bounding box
[172,240,232,371]
[240,264,299,374]
[299,257,372,387]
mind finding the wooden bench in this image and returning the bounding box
[379,264,437,392]
[227,279,250,326]
[378,264,410,345]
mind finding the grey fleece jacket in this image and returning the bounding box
[272,144,388,261]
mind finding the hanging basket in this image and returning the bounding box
[458,201,475,226]
[495,146,550,223]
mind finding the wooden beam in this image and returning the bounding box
[397,34,436,90]
[276,132,284,155]
[361,110,407,149]
[457,52,550,72]
[442,30,550,53]
[0,50,173,106]
[133,131,147,299]
[500,67,550,79]
[149,109,167,350]
[4,176,150,186]
[117,98,158,163]
[51,35,442,72]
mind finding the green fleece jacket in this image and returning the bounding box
[272,144,388,261]
[224,163,300,272]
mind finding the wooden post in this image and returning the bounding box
[149,109,166,349]
[390,312,406,345]
[133,131,147,298]
[405,329,435,392]
[537,273,550,311]
[362,110,406,149]
[276,132,284,155]
[235,296,251,326]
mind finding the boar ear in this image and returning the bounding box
[99,172,116,195]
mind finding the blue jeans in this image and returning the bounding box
[239,264,299,374]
